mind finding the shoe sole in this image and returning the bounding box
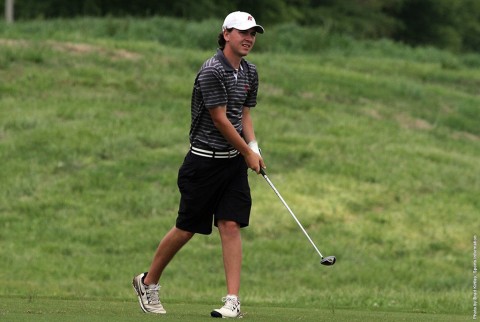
[211,310,222,318]
[210,309,242,318]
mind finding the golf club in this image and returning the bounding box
[259,168,336,266]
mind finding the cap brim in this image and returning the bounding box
[252,25,265,34]
[231,23,264,34]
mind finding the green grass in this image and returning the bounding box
[0,298,470,321]
[1,17,479,320]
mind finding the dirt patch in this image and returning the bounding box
[451,131,480,142]
[49,41,141,61]
[395,112,479,141]
[0,38,141,61]
[363,108,383,120]
[0,38,29,47]
[262,83,284,96]
[395,113,434,130]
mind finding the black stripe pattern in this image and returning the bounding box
[189,49,259,151]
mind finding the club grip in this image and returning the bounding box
[260,168,267,176]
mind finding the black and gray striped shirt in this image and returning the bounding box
[189,49,259,151]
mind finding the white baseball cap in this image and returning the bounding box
[222,11,264,34]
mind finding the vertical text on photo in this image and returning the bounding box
[474,235,477,320]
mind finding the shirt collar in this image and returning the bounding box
[215,49,245,72]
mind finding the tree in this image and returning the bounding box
[394,0,480,52]
[5,0,14,23]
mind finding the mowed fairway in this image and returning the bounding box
[0,18,478,321]
[0,298,470,321]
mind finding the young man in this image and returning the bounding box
[132,11,265,318]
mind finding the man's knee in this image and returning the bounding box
[218,220,240,234]
[173,226,195,240]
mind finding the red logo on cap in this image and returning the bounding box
[248,16,253,21]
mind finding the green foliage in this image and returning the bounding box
[4,15,480,57]
[394,0,480,52]
[300,0,403,38]
[4,0,480,52]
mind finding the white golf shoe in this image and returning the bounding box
[211,295,242,318]
[132,272,166,314]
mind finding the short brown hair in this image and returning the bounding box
[217,29,233,49]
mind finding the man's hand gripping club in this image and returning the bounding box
[245,140,265,174]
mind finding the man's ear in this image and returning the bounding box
[223,29,230,42]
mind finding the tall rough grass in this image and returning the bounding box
[2,16,480,68]
[0,17,478,316]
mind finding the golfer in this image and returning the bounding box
[133,11,265,318]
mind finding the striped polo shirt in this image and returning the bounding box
[189,49,259,151]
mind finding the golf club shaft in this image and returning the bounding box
[260,169,324,259]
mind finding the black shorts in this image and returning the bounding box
[176,152,252,235]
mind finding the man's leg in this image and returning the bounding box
[217,220,242,296]
[211,220,243,318]
[144,226,194,285]
[133,226,193,314]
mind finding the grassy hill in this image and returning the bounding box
[0,17,478,320]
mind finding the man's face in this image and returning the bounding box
[224,28,257,57]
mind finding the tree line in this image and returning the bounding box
[3,0,480,52]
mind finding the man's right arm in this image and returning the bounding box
[208,106,264,173]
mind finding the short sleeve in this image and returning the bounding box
[197,66,227,109]
[244,63,259,108]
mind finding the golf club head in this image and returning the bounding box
[321,256,336,266]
